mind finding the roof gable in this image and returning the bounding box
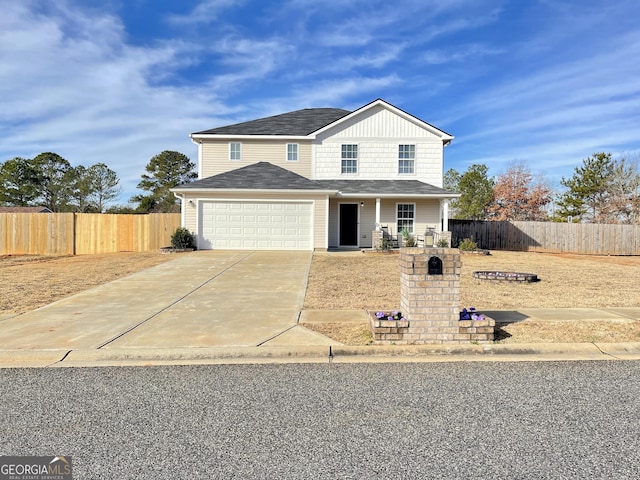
[191,99,452,143]
[312,99,453,142]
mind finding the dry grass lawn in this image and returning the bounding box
[303,250,640,344]
[3,250,639,345]
[0,252,175,315]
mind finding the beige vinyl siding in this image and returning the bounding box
[200,139,313,178]
[181,191,327,250]
[379,199,440,237]
[184,198,198,234]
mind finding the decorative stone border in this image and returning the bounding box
[473,271,539,282]
[159,247,195,254]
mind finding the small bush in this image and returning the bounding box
[458,237,478,251]
[171,227,195,249]
[436,238,449,248]
[378,237,394,251]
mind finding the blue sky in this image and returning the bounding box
[2,0,639,205]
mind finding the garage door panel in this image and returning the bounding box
[200,201,313,250]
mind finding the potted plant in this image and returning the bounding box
[400,228,417,247]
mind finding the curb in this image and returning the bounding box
[1,342,640,368]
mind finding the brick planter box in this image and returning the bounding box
[457,316,496,343]
[368,311,410,342]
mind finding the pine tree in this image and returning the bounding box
[131,151,197,213]
[455,164,494,220]
[556,152,615,223]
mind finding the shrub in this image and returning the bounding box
[436,238,449,248]
[171,227,195,249]
[458,237,478,251]
[378,236,394,251]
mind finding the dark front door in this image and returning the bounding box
[339,203,358,246]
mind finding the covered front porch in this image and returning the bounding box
[326,195,452,249]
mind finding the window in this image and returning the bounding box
[398,144,415,174]
[397,203,415,234]
[341,144,358,174]
[230,142,241,161]
[287,143,299,162]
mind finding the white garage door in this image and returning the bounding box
[199,201,313,250]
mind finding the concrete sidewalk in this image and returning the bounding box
[1,250,639,367]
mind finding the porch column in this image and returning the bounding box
[375,197,381,230]
[441,199,449,232]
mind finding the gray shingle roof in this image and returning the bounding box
[174,162,327,190]
[0,206,52,213]
[173,162,455,196]
[193,108,351,136]
[316,179,453,196]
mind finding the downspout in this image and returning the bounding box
[173,193,186,227]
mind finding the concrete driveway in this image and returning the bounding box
[0,251,334,354]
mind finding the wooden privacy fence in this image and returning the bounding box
[0,213,181,255]
[450,220,640,255]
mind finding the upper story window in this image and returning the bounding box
[341,144,358,174]
[287,143,299,162]
[398,144,415,174]
[230,142,242,161]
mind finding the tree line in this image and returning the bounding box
[0,150,196,213]
[3,149,638,223]
[445,152,640,224]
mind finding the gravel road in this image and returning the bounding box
[1,361,639,479]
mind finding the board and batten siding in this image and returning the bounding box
[199,139,313,178]
[313,105,444,186]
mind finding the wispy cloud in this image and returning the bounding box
[1,0,639,204]
[165,0,245,25]
[423,44,503,65]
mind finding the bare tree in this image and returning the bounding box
[606,155,640,224]
[487,162,552,221]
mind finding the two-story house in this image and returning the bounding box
[172,99,458,251]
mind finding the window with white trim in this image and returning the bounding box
[341,144,358,174]
[287,143,299,162]
[230,142,241,161]
[398,144,415,174]
[397,203,415,234]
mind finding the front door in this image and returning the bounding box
[339,203,359,246]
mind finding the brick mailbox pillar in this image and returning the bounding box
[399,247,462,344]
[369,247,495,344]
